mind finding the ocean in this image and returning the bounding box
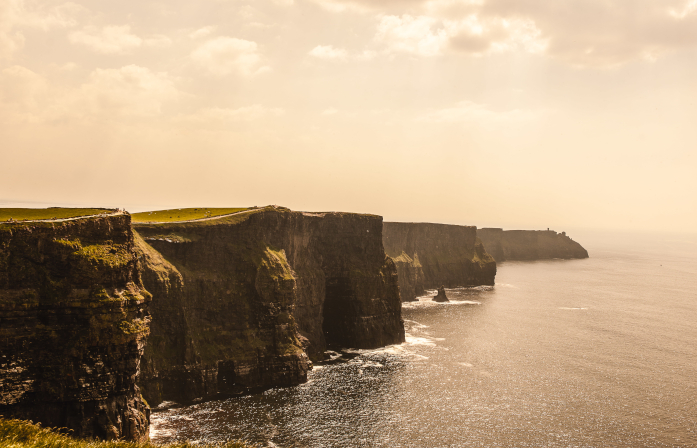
[150,231,697,447]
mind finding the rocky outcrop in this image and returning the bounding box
[477,228,589,262]
[134,207,404,407]
[433,286,448,302]
[0,213,151,441]
[390,252,425,302]
[383,222,496,301]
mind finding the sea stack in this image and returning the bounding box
[433,286,449,302]
[383,222,496,302]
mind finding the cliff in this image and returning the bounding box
[133,206,404,406]
[390,252,425,302]
[0,213,151,441]
[477,228,589,262]
[383,222,496,301]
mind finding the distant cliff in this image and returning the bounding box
[134,207,404,406]
[383,222,496,301]
[0,213,150,441]
[477,228,589,262]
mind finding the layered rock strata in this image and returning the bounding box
[0,213,151,441]
[134,207,404,407]
[477,228,589,262]
[383,222,496,301]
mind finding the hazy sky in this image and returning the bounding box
[1,0,696,233]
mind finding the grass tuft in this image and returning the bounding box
[0,419,257,448]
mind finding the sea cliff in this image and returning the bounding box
[383,222,496,301]
[134,206,404,406]
[477,228,589,262]
[0,213,150,441]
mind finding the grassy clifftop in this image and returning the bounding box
[131,208,249,223]
[0,208,116,222]
[0,419,256,448]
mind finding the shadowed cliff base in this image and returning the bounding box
[477,228,589,262]
[0,213,151,441]
[133,206,405,407]
[383,222,496,302]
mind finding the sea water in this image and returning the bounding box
[150,232,697,447]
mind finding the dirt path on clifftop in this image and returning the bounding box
[134,208,260,225]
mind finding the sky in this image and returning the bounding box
[1,0,696,233]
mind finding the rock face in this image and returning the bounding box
[134,207,404,407]
[433,286,448,302]
[383,222,496,301]
[390,252,425,302]
[0,214,151,441]
[477,228,589,262]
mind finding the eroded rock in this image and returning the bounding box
[0,214,151,441]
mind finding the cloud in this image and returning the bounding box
[322,108,339,115]
[375,15,448,56]
[311,0,425,13]
[478,0,697,66]
[375,14,545,56]
[68,25,170,54]
[671,0,697,18]
[309,45,349,60]
[189,26,216,39]
[0,0,80,59]
[77,65,182,117]
[317,0,697,67]
[417,100,540,124]
[191,37,269,76]
[447,15,547,55]
[0,64,183,123]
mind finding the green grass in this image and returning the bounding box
[0,208,115,222]
[0,419,257,448]
[130,208,249,223]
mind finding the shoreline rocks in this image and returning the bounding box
[433,286,449,302]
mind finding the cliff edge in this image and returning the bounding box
[134,206,404,406]
[477,228,589,262]
[0,213,151,441]
[383,222,496,301]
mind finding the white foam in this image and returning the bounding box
[405,336,437,347]
[360,343,406,355]
[403,319,430,329]
[154,400,180,410]
[402,299,481,309]
[149,415,176,440]
[361,361,384,368]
